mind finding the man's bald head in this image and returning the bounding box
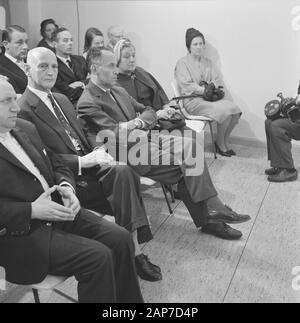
[0,77,20,133]
[107,25,124,47]
[26,47,58,92]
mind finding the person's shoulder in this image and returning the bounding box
[113,85,130,96]
[77,84,95,106]
[15,119,38,136]
[53,92,74,106]
[71,54,86,63]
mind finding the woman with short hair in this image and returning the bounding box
[37,18,58,53]
[175,28,242,156]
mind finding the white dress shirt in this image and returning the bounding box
[5,53,26,72]
[0,131,75,194]
[0,132,49,192]
[57,55,73,70]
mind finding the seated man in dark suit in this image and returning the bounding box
[53,27,88,105]
[265,92,300,182]
[0,25,28,94]
[18,47,162,282]
[0,78,143,303]
[77,48,251,241]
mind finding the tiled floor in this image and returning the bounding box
[1,143,300,303]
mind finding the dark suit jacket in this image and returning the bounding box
[18,89,92,176]
[77,81,157,149]
[55,55,88,104]
[37,38,56,53]
[0,54,27,94]
[117,66,170,111]
[0,119,75,284]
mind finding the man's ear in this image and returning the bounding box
[1,40,8,48]
[24,64,31,77]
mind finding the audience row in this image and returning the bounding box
[0,20,252,303]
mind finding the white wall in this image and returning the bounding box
[10,0,300,143]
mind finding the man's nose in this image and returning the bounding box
[11,101,21,113]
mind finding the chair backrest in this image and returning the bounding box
[171,79,189,118]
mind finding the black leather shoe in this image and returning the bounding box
[208,206,251,224]
[135,254,162,282]
[268,168,298,182]
[215,143,232,157]
[201,222,242,240]
[265,167,280,175]
[226,149,236,156]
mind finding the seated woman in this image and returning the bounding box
[114,38,180,128]
[175,28,242,156]
[83,27,105,59]
[37,18,58,53]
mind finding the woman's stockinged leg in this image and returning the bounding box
[224,113,240,149]
[216,116,232,151]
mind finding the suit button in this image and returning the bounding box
[0,228,7,237]
[34,178,37,181]
[46,222,52,227]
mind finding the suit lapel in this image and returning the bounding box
[53,93,90,149]
[110,88,132,121]
[12,129,54,185]
[25,89,78,153]
[3,56,27,80]
[0,141,30,174]
[57,57,75,80]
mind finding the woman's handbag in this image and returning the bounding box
[158,111,186,131]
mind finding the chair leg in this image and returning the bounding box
[169,185,175,203]
[208,121,217,159]
[53,289,78,303]
[32,288,40,303]
[161,184,173,215]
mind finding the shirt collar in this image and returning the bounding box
[27,85,51,102]
[0,131,11,142]
[5,52,19,64]
[90,79,112,93]
[57,55,71,64]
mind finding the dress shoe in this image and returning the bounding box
[265,167,280,175]
[201,222,242,240]
[268,168,298,182]
[215,143,231,157]
[135,254,162,282]
[226,149,236,156]
[208,205,251,224]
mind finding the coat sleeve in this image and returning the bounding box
[18,108,81,176]
[174,59,204,96]
[128,94,157,129]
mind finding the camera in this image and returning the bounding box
[264,92,300,124]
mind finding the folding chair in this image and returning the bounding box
[29,275,77,303]
[140,177,175,215]
[171,80,217,159]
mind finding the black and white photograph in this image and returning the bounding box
[0,0,300,305]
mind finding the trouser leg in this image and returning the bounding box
[266,118,300,169]
[51,209,143,303]
[77,166,152,244]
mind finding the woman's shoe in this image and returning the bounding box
[226,149,236,156]
[215,143,231,157]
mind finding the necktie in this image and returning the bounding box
[47,93,86,154]
[66,59,73,71]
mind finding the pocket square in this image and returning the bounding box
[42,149,47,156]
